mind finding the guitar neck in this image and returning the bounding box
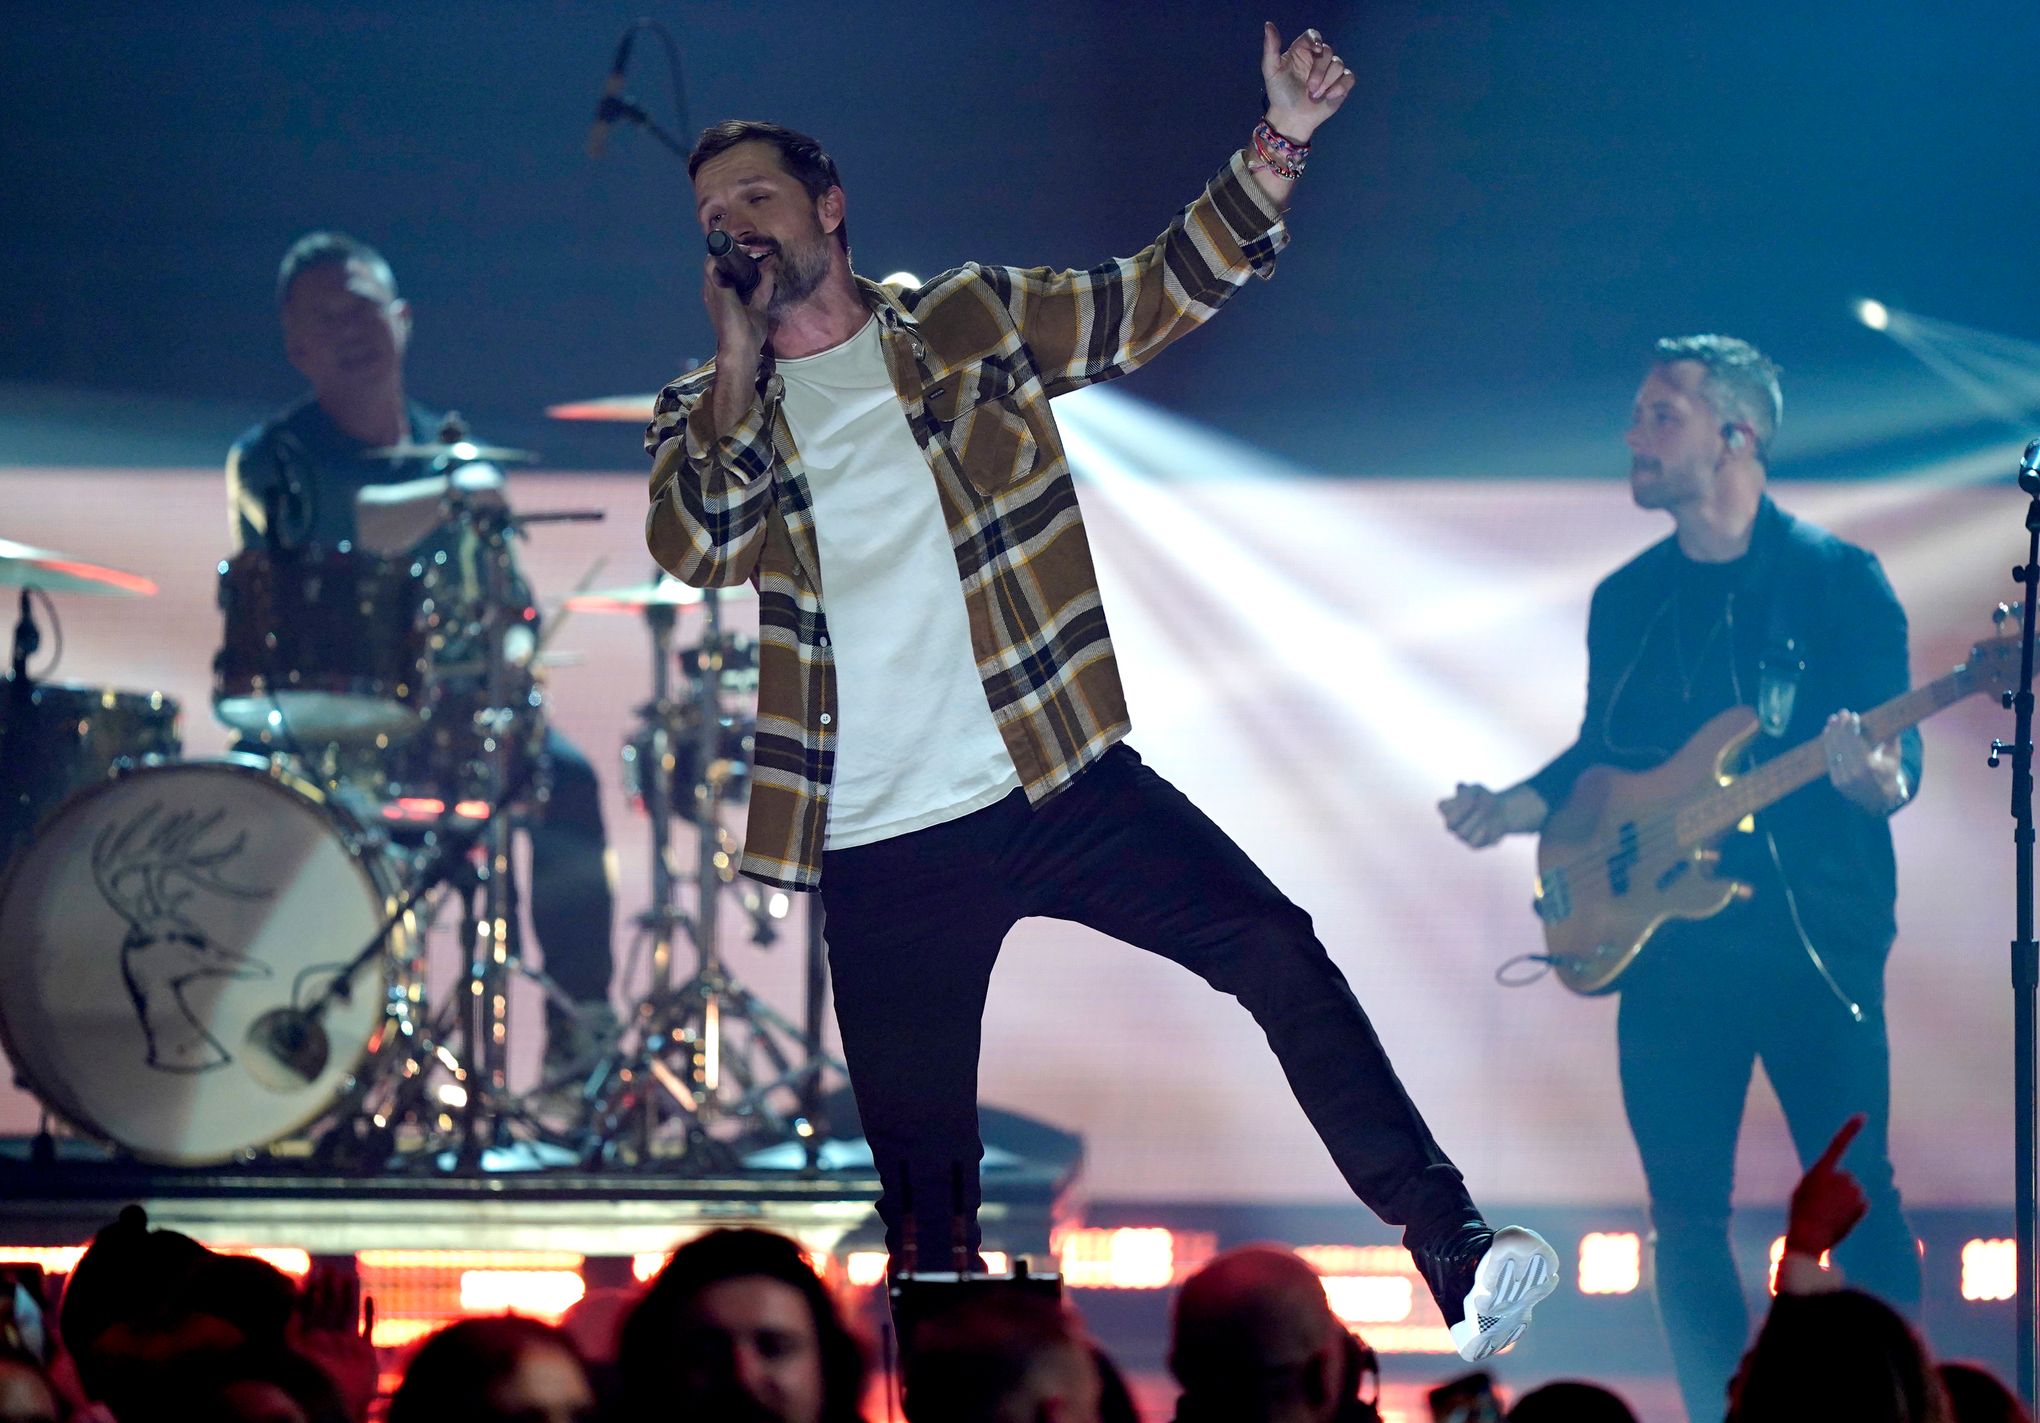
[1679,667,1975,843]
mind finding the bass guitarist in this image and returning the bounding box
[1439,334,1921,1420]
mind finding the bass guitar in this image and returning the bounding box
[1535,621,2020,994]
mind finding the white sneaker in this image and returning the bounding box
[1447,1225,1560,1361]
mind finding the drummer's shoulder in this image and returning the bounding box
[228,395,320,468]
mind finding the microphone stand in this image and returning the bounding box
[596,93,689,161]
[2001,441,2040,1409]
[585,17,692,166]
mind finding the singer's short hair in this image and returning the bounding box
[689,120,850,254]
[1652,333,1784,462]
[277,231,397,307]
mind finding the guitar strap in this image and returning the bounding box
[1752,526,1804,740]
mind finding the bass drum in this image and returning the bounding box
[0,757,419,1165]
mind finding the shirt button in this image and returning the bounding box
[819,713,832,726]
[818,636,830,648]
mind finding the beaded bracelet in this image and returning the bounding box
[1250,119,1309,181]
[1257,119,1312,160]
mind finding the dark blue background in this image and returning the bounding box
[5,1,2036,475]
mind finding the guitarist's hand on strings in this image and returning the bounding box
[1438,782,1550,849]
[1820,710,1911,816]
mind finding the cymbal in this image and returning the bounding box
[0,539,156,597]
[546,395,658,423]
[363,440,538,464]
[564,576,755,613]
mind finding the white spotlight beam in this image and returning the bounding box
[1856,300,2040,431]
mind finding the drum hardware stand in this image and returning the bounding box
[257,777,507,1166]
[801,897,830,1170]
[443,494,605,1167]
[582,586,841,1168]
[1,589,44,858]
[287,491,604,1172]
[27,1110,55,1170]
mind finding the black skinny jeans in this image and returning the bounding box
[819,742,1475,1266]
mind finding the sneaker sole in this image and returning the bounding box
[1448,1225,1560,1362]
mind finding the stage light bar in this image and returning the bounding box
[638,1241,838,1287]
[838,1249,1010,1290]
[0,1248,84,1274]
[1351,1324,1458,1355]
[1296,1246,1424,1329]
[0,1244,307,1278]
[215,1246,312,1277]
[1059,1227,1179,1289]
[1291,1246,1472,1354]
[1320,1272,1415,1325]
[358,1250,588,1348]
[369,1319,443,1349]
[1294,1244,1411,1275]
[1962,1238,2017,1302]
[1856,298,1892,332]
[1766,1237,1832,1295]
[458,1269,586,1320]
[1577,1232,1642,1296]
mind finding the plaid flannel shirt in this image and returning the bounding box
[645,148,1288,888]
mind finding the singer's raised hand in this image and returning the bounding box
[702,254,774,366]
[1261,22,1356,141]
[702,254,774,436]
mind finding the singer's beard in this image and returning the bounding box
[762,232,834,317]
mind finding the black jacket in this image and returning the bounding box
[1526,496,1920,1007]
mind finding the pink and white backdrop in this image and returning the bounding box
[0,385,2020,1213]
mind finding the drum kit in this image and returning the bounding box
[0,440,836,1174]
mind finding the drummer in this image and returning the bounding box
[226,231,618,1090]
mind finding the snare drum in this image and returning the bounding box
[0,680,180,868]
[0,757,419,1164]
[214,546,430,744]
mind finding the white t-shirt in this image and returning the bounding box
[775,316,1021,849]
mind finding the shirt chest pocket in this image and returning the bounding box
[921,360,1038,498]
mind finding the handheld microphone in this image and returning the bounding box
[2021,438,2040,495]
[585,30,636,159]
[706,230,761,304]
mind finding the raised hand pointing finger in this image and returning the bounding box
[1813,1112,1866,1174]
